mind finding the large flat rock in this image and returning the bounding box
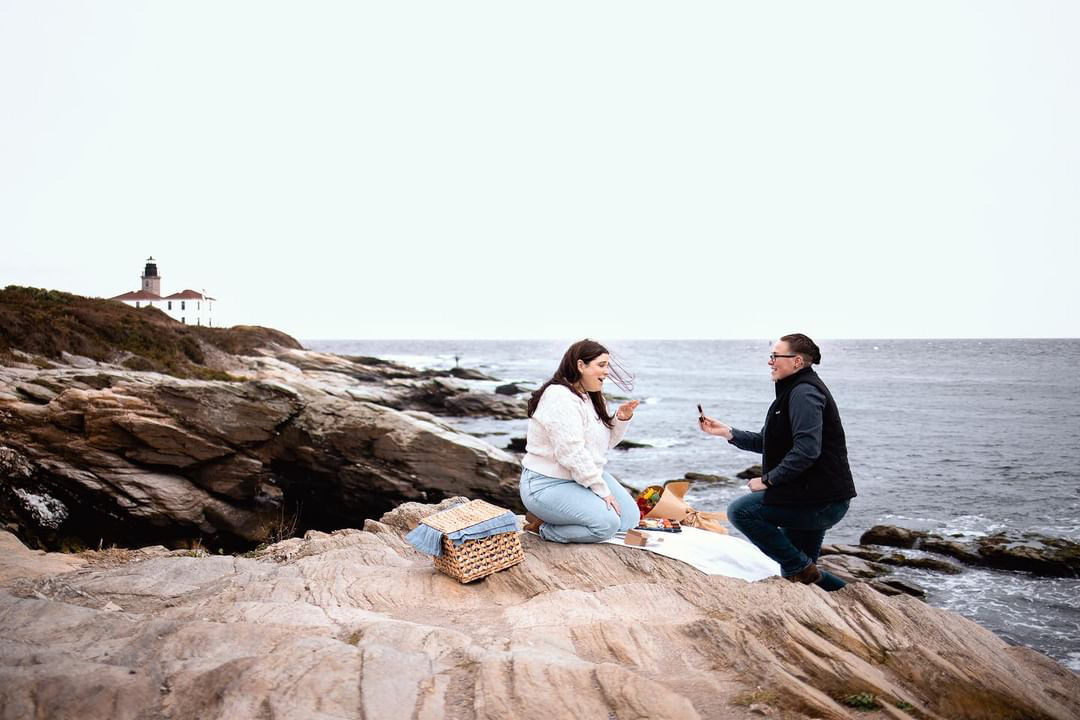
[0,503,1077,720]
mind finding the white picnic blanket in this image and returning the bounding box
[603,525,780,581]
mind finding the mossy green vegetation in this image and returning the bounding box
[841,692,882,710]
[0,285,301,380]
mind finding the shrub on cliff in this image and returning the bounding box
[0,285,301,379]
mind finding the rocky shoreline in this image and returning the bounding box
[0,343,527,552]
[2,500,1079,720]
[2,289,1079,717]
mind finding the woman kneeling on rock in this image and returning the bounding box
[521,339,640,543]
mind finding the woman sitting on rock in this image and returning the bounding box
[521,339,640,543]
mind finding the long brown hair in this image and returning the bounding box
[527,339,615,428]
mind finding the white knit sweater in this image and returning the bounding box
[521,384,630,497]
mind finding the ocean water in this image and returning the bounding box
[306,338,1080,670]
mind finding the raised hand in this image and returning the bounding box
[615,399,639,421]
[698,415,733,440]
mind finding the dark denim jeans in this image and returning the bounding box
[727,492,850,591]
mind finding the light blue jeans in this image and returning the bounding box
[520,468,639,543]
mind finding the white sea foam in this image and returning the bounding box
[635,438,683,449]
[377,353,455,370]
[880,513,940,523]
[643,397,662,405]
[894,564,1080,669]
[937,514,1006,538]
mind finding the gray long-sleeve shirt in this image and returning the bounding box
[728,383,826,487]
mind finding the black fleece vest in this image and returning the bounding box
[762,367,856,506]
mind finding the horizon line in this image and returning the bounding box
[299,336,1080,342]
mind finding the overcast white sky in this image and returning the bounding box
[2,2,1078,340]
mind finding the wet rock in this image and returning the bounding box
[974,532,1080,577]
[859,525,1080,577]
[912,537,985,565]
[448,366,497,381]
[443,391,527,420]
[736,464,762,479]
[874,578,927,598]
[820,543,885,562]
[682,472,737,484]
[821,544,964,582]
[495,382,532,396]
[614,439,653,450]
[505,437,527,453]
[860,524,926,549]
[386,377,527,419]
[877,552,965,574]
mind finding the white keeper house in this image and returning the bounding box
[111,257,218,327]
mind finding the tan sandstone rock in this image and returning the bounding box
[0,502,1076,720]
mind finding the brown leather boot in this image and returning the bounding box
[523,512,543,534]
[784,562,822,585]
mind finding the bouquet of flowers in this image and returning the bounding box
[635,485,664,520]
[635,480,729,535]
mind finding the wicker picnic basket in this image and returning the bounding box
[419,499,524,583]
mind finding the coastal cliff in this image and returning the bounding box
[0,286,524,551]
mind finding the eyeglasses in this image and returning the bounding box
[769,353,798,361]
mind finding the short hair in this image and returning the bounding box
[780,333,821,365]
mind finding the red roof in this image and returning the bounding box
[164,289,214,300]
[111,291,164,301]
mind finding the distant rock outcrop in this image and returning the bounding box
[735,464,763,479]
[614,439,653,450]
[861,525,1080,577]
[448,366,498,381]
[494,381,532,396]
[682,471,738,485]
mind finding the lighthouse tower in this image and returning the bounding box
[141,257,161,296]
[111,256,220,327]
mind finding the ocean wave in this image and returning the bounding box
[635,437,684,449]
[894,566,1080,668]
[643,397,662,405]
[936,515,1007,538]
[880,513,940,523]
[375,353,462,371]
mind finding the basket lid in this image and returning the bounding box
[420,499,509,533]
